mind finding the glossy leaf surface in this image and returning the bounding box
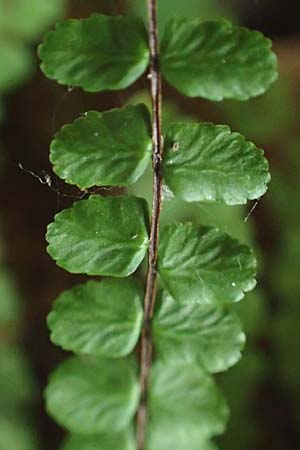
[158,223,256,304]
[161,18,277,100]
[45,356,140,434]
[39,14,149,91]
[50,104,152,188]
[163,122,270,204]
[46,195,149,277]
[153,291,245,373]
[48,278,143,358]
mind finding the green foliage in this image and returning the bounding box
[147,425,217,450]
[0,0,67,93]
[0,415,37,450]
[217,78,294,143]
[0,268,37,450]
[161,18,277,101]
[61,431,136,450]
[0,42,32,91]
[39,5,277,450]
[48,278,143,358]
[0,270,21,325]
[128,0,232,31]
[220,351,267,450]
[0,0,66,39]
[266,143,300,416]
[158,223,257,305]
[148,361,228,445]
[0,344,36,409]
[38,15,149,92]
[163,122,270,204]
[153,290,245,373]
[0,3,67,450]
[45,356,140,434]
[46,195,149,276]
[50,104,152,189]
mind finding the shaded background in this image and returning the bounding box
[0,1,300,450]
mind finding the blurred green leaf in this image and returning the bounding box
[0,414,37,450]
[0,0,67,40]
[128,0,232,31]
[126,89,194,133]
[147,420,218,450]
[149,361,228,442]
[61,430,136,450]
[50,104,152,189]
[161,19,277,100]
[233,289,268,337]
[273,310,300,393]
[221,351,267,408]
[163,122,270,204]
[39,15,149,92]
[217,78,294,143]
[45,356,140,434]
[0,269,21,325]
[158,223,257,304]
[153,290,245,373]
[0,41,32,91]
[48,278,143,358]
[0,344,36,410]
[182,202,253,245]
[220,352,267,450]
[46,195,149,277]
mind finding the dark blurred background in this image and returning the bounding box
[0,1,300,450]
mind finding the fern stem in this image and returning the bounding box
[136,1,163,449]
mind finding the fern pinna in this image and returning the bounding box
[38,1,277,449]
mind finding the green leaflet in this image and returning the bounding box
[50,104,152,189]
[149,361,228,442]
[48,278,143,358]
[163,122,270,205]
[38,14,149,92]
[161,18,277,101]
[45,356,140,434]
[0,41,32,91]
[147,422,218,450]
[46,195,149,277]
[61,431,136,450]
[153,291,245,373]
[158,223,256,305]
